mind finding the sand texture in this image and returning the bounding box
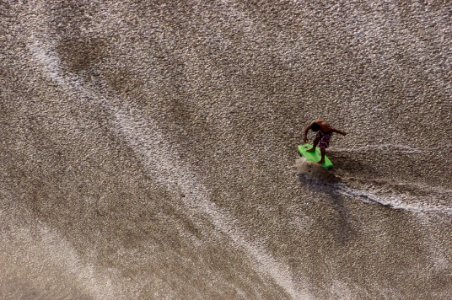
[1,1,451,299]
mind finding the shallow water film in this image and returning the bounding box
[1,1,451,299]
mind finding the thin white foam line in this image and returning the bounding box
[339,176,452,195]
[335,184,452,214]
[330,144,424,153]
[29,40,305,299]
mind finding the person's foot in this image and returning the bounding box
[307,147,315,152]
[318,159,325,165]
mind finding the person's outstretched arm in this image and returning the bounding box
[332,128,347,136]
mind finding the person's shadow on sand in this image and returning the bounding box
[296,158,354,245]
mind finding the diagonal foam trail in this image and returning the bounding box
[28,38,307,299]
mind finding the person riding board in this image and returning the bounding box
[303,118,347,165]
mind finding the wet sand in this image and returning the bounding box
[1,1,451,299]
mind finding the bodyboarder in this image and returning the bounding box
[303,118,347,165]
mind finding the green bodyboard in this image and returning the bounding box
[298,144,334,170]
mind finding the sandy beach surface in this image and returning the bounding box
[1,1,451,299]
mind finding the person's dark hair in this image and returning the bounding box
[311,122,320,131]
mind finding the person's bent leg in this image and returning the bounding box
[307,137,320,152]
[319,148,326,164]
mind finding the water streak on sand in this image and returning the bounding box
[295,158,451,214]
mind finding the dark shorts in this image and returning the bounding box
[316,131,332,149]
